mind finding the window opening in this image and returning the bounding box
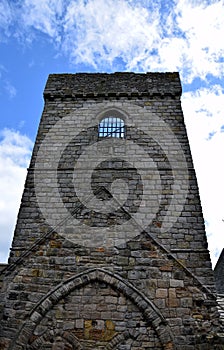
[98,117,125,138]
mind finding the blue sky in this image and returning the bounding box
[0,0,224,266]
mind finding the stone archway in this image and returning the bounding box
[12,268,175,350]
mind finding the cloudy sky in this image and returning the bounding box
[0,0,224,266]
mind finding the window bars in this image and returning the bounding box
[98,117,125,138]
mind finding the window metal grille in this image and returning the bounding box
[98,117,125,138]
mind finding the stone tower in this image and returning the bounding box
[0,73,223,349]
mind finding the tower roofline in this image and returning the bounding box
[44,72,182,101]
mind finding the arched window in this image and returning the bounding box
[98,117,125,138]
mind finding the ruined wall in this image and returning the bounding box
[0,73,223,349]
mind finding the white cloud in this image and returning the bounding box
[182,86,224,266]
[0,64,17,99]
[0,0,13,39]
[0,63,6,78]
[19,0,64,42]
[1,0,224,83]
[60,0,224,86]
[0,0,65,43]
[62,0,161,69]
[173,0,224,83]
[182,85,224,140]
[0,129,33,263]
[4,80,17,98]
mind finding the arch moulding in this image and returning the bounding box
[12,268,175,350]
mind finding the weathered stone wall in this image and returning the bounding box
[0,73,223,349]
[214,249,224,294]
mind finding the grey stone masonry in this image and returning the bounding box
[214,249,224,328]
[0,72,223,349]
[215,249,224,294]
[43,72,182,99]
[217,295,224,327]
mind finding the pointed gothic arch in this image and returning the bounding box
[11,268,175,350]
